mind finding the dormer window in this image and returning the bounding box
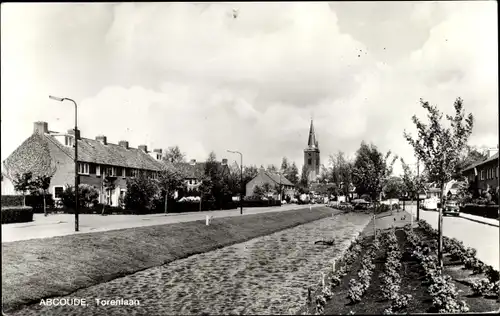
[65,136,74,147]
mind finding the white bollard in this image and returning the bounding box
[332,260,336,273]
[309,204,312,211]
[206,215,211,226]
[321,272,325,288]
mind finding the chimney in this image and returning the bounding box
[221,158,228,166]
[487,148,499,158]
[67,128,81,140]
[33,121,48,135]
[190,159,196,165]
[119,141,129,149]
[138,145,148,153]
[96,135,107,145]
[153,149,163,154]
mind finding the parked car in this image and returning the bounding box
[422,198,438,210]
[443,200,460,217]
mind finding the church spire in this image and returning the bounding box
[307,119,318,149]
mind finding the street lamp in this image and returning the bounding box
[49,95,79,232]
[227,150,243,215]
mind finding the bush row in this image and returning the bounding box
[417,219,499,284]
[1,206,33,224]
[379,228,413,315]
[405,225,469,313]
[347,234,380,304]
[310,233,364,315]
[460,204,499,219]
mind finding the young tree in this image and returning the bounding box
[158,162,187,214]
[163,145,186,164]
[13,172,35,206]
[403,97,474,269]
[32,175,52,216]
[101,175,117,215]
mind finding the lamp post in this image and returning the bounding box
[227,150,243,215]
[49,95,79,232]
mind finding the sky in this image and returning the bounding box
[1,2,498,176]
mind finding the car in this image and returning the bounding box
[443,200,460,217]
[423,198,438,211]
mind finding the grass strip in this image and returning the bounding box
[2,206,335,312]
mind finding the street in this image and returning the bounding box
[1,203,323,243]
[405,204,499,271]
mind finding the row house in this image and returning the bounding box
[2,121,163,206]
[462,149,499,195]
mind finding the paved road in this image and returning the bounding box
[1,204,324,243]
[404,204,499,271]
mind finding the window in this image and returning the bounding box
[78,162,89,175]
[497,166,499,178]
[96,165,101,176]
[53,186,64,199]
[89,164,96,175]
[480,170,485,180]
[122,167,126,177]
[65,136,74,147]
[116,167,123,177]
[308,158,312,165]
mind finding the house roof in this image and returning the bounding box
[2,133,57,180]
[174,162,206,179]
[45,134,164,171]
[462,152,499,172]
[262,170,295,187]
[3,133,164,178]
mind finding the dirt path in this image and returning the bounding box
[11,212,372,316]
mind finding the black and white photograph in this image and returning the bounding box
[1,1,499,315]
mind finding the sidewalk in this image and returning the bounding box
[2,203,324,243]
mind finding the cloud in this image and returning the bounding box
[1,2,497,177]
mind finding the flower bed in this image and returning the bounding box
[311,214,499,314]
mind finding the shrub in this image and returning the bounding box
[61,184,100,209]
[25,194,55,213]
[470,279,493,297]
[124,175,160,213]
[1,206,33,224]
[348,279,364,303]
[1,195,24,207]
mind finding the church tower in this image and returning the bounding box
[304,119,320,183]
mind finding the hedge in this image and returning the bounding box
[1,195,24,207]
[242,199,281,208]
[460,204,499,220]
[26,194,55,213]
[1,206,33,224]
